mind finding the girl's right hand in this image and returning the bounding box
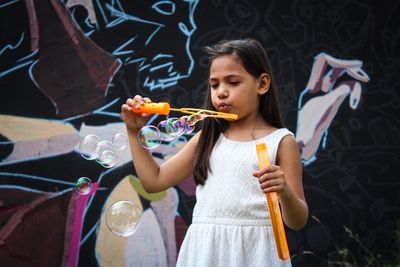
[121,95,152,133]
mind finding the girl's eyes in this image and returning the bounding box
[209,81,240,89]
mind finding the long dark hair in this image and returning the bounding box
[193,39,284,185]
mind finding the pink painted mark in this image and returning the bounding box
[67,182,99,267]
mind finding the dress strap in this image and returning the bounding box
[257,128,294,165]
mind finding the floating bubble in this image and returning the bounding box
[75,177,92,195]
[96,150,118,168]
[98,150,117,168]
[137,126,162,149]
[95,140,113,163]
[185,122,195,134]
[105,200,142,237]
[79,134,101,160]
[112,132,128,151]
[96,140,113,153]
[158,120,177,141]
[167,117,186,136]
[186,113,204,126]
[185,114,205,133]
[158,117,185,141]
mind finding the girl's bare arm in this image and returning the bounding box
[276,135,309,230]
[121,96,199,193]
[126,127,199,193]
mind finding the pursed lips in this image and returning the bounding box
[217,103,229,112]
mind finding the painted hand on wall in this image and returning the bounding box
[295,52,370,165]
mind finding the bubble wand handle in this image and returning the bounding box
[130,102,171,115]
[255,143,290,261]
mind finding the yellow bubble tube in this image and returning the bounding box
[256,143,290,261]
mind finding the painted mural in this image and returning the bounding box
[1,0,399,266]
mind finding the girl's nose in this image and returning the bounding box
[217,85,228,99]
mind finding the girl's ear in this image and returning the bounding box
[257,73,270,95]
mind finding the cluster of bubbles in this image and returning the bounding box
[79,132,128,168]
[75,133,142,236]
[138,113,206,149]
[75,133,127,195]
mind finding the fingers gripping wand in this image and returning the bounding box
[130,102,239,121]
[256,143,290,260]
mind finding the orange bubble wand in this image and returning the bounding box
[256,143,290,261]
[130,102,238,121]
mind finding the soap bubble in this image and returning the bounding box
[137,126,162,149]
[186,113,204,126]
[75,177,92,195]
[157,120,176,141]
[158,117,185,141]
[168,117,186,136]
[105,200,142,237]
[98,150,117,168]
[185,123,195,134]
[79,134,101,160]
[94,140,113,163]
[95,140,113,154]
[112,132,128,151]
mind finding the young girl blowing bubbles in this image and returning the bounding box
[121,39,308,266]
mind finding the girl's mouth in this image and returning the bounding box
[218,104,229,112]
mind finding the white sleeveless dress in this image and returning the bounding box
[176,128,293,267]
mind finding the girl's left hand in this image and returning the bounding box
[252,165,291,198]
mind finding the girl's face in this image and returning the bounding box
[209,54,267,119]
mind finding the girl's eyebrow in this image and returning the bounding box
[209,74,242,81]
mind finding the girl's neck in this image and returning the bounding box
[224,113,277,142]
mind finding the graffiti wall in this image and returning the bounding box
[1,0,399,266]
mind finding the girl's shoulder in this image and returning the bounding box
[258,127,294,142]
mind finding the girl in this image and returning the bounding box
[121,39,308,266]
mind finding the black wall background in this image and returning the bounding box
[1,0,399,266]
